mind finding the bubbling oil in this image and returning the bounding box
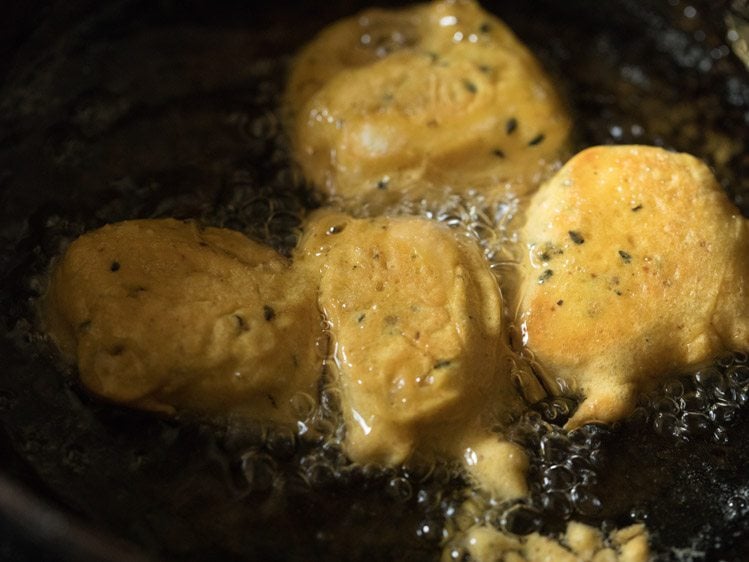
[30,187,749,559]
[208,75,749,555]
[22,64,749,560]
[329,186,529,284]
[636,353,749,445]
[2,2,749,559]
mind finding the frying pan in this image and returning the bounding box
[1,0,748,560]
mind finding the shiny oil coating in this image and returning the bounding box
[517,146,749,427]
[286,0,571,210]
[296,210,528,498]
[42,219,322,424]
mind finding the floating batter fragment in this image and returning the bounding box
[446,520,649,562]
[516,145,749,426]
[286,0,571,210]
[296,210,531,498]
[42,218,322,424]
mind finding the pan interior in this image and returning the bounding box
[0,1,748,560]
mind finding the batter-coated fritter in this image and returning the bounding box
[297,210,529,498]
[517,146,749,426]
[287,0,570,210]
[43,219,322,423]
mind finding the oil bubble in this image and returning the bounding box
[712,425,730,445]
[543,464,574,490]
[725,495,749,521]
[735,385,749,406]
[61,442,89,474]
[576,469,598,486]
[401,455,435,483]
[663,380,684,398]
[577,423,611,449]
[507,421,542,449]
[289,391,316,419]
[538,433,568,464]
[265,425,297,460]
[652,396,679,414]
[629,405,650,425]
[695,367,727,395]
[708,402,739,425]
[250,112,279,140]
[586,448,606,468]
[416,488,442,512]
[320,386,343,415]
[629,506,649,523]
[653,412,679,436]
[570,484,602,515]
[240,450,277,492]
[415,517,443,542]
[564,454,592,474]
[534,397,574,423]
[500,503,542,535]
[679,391,706,411]
[727,365,749,387]
[427,462,454,488]
[680,412,711,438]
[358,462,386,483]
[718,354,737,368]
[538,491,572,519]
[305,461,337,489]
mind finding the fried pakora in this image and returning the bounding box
[43,219,322,424]
[296,210,530,497]
[517,146,749,426]
[287,0,570,210]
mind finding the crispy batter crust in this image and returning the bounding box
[42,218,322,423]
[517,145,749,426]
[286,0,570,209]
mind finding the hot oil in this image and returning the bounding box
[590,354,749,558]
[0,26,465,559]
[0,0,748,561]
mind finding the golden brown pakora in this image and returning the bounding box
[296,210,530,498]
[286,0,571,210]
[42,218,322,424]
[516,145,749,426]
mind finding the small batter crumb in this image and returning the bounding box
[450,519,649,562]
